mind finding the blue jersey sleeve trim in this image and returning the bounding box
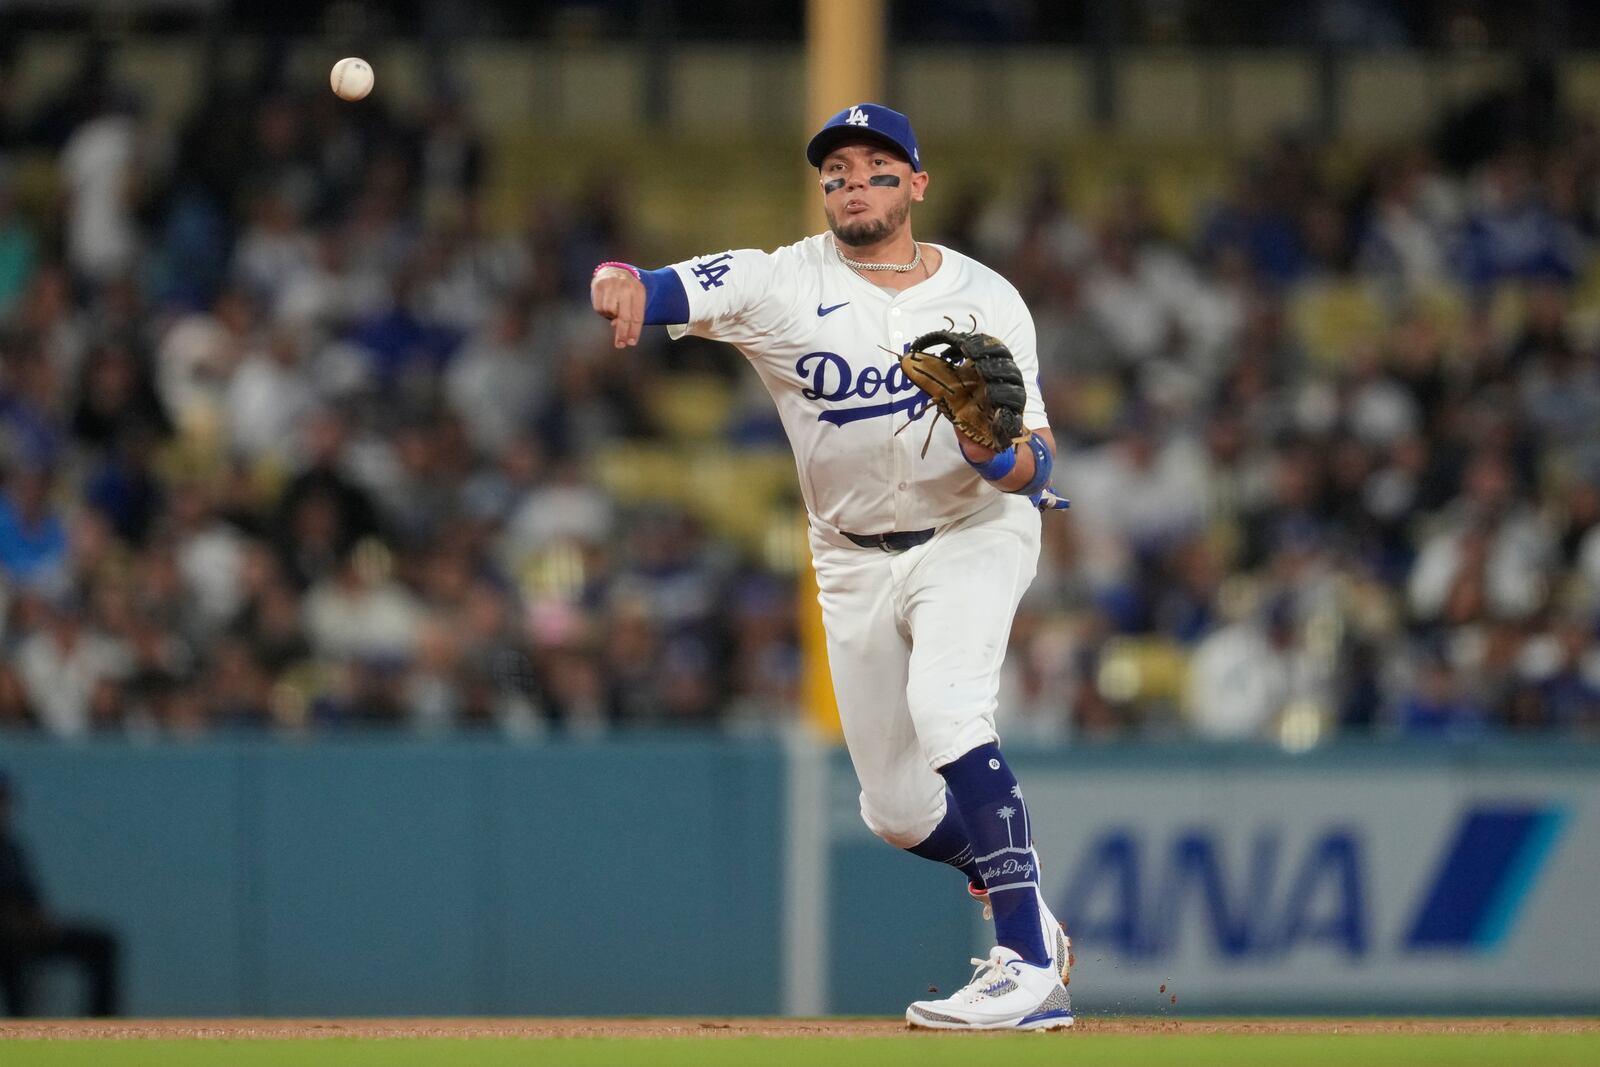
[642,267,690,325]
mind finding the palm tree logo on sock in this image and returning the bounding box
[981,806,1034,884]
[1011,787,1031,846]
[997,805,1017,847]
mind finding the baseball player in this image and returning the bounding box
[591,103,1072,1030]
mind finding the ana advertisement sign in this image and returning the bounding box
[1020,763,1599,1012]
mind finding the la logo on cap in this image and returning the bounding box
[846,105,870,126]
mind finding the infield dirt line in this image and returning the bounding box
[2,1018,1598,1040]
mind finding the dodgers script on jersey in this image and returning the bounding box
[664,234,1049,535]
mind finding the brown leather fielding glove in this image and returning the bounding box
[899,329,1029,453]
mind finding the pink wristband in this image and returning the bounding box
[593,261,642,280]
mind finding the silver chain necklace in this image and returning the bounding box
[835,239,923,273]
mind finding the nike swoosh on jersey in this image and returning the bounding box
[817,302,850,317]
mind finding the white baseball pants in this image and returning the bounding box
[808,493,1041,848]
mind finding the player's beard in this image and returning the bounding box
[826,196,911,249]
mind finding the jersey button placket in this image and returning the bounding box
[892,449,909,528]
[888,306,909,528]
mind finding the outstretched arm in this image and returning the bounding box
[589,263,692,348]
[592,249,779,350]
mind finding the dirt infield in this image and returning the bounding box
[2,1017,1597,1040]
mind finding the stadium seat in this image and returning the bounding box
[1289,278,1389,369]
[1095,635,1191,705]
[650,374,735,442]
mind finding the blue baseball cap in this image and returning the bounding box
[806,103,922,172]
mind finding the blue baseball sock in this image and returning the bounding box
[939,743,1048,965]
[904,789,983,888]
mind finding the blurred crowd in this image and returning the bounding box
[980,68,1600,743]
[0,47,1598,744]
[0,46,799,739]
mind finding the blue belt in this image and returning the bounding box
[843,528,936,552]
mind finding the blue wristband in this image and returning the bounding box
[966,445,1017,482]
[639,266,690,324]
[1014,432,1053,496]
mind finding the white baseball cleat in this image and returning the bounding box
[906,946,1074,1030]
[968,883,1073,986]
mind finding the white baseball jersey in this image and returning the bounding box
[665,233,1049,534]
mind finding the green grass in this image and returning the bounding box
[5,1034,1599,1067]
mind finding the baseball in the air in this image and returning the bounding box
[330,57,374,102]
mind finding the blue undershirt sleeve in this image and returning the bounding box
[641,267,690,325]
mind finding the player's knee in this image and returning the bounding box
[864,815,930,850]
[907,707,999,772]
[904,674,954,719]
[859,797,940,849]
